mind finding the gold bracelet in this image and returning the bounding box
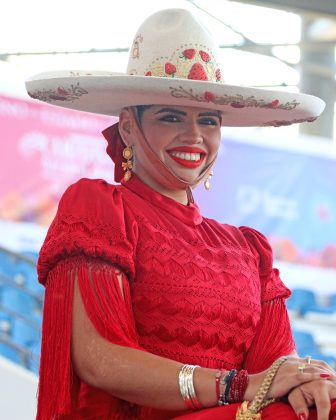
[236,356,287,419]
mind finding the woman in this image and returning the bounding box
[26,8,336,420]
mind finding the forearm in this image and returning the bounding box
[72,275,218,410]
[73,336,218,410]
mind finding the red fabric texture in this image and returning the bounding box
[175,401,336,419]
[37,175,300,419]
[102,122,125,183]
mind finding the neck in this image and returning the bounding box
[133,171,189,205]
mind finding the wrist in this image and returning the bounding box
[243,372,262,401]
[193,367,219,408]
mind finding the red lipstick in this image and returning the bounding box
[167,146,206,168]
[168,146,206,154]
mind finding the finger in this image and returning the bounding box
[296,370,333,384]
[305,358,336,376]
[313,386,331,420]
[295,359,335,380]
[288,388,309,420]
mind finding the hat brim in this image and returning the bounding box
[26,71,325,127]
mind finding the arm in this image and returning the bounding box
[71,260,333,409]
[71,267,218,410]
[244,298,296,373]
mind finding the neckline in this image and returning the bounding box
[121,175,202,226]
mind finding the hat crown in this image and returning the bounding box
[127,9,222,83]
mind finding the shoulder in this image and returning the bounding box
[60,177,119,205]
[238,226,274,273]
[58,178,123,217]
[38,179,137,284]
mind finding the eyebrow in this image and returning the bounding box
[154,108,222,118]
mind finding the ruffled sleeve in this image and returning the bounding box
[36,179,141,420]
[38,178,137,284]
[239,226,291,302]
[239,227,296,373]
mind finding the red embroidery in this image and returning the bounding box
[199,50,211,62]
[165,63,177,75]
[204,91,216,102]
[188,63,208,80]
[182,49,196,59]
[145,71,152,76]
[215,68,221,82]
[267,99,280,108]
[27,83,88,103]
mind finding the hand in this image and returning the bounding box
[245,356,336,401]
[288,380,336,420]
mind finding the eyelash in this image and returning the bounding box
[159,115,219,126]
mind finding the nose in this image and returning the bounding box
[179,119,203,144]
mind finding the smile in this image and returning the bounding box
[170,151,202,161]
[167,147,206,168]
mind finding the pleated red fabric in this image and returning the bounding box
[36,174,325,419]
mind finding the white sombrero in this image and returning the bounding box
[26,8,325,127]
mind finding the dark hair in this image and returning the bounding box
[134,105,152,123]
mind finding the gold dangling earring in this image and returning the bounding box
[204,170,213,191]
[122,146,133,181]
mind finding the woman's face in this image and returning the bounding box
[127,105,221,198]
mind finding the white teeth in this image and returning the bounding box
[170,151,202,161]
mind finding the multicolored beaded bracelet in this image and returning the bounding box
[218,369,237,405]
[229,369,249,402]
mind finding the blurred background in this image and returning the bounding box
[0,0,335,418]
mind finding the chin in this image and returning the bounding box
[176,173,200,185]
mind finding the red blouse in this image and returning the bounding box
[36,175,297,419]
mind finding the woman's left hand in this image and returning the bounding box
[287,379,336,420]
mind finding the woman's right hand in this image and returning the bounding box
[244,356,336,401]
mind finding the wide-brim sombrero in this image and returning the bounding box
[26,8,325,128]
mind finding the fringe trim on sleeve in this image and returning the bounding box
[243,298,296,374]
[36,256,141,420]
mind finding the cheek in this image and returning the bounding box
[137,126,168,159]
[207,133,221,155]
[142,125,174,152]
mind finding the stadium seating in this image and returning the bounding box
[0,248,42,374]
[286,288,335,316]
[292,328,336,367]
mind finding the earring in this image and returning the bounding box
[204,170,214,191]
[122,146,133,181]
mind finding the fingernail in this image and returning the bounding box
[320,373,330,378]
[298,413,307,420]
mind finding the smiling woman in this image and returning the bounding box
[25,7,336,420]
[116,105,221,204]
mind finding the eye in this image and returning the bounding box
[199,117,219,126]
[158,114,181,123]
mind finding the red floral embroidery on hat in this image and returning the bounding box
[267,99,279,108]
[204,91,216,102]
[188,63,208,81]
[165,63,177,75]
[170,86,300,111]
[28,83,88,103]
[145,71,152,76]
[264,116,317,127]
[182,49,196,59]
[215,69,221,82]
[199,51,211,63]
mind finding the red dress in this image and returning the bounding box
[35,175,335,419]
